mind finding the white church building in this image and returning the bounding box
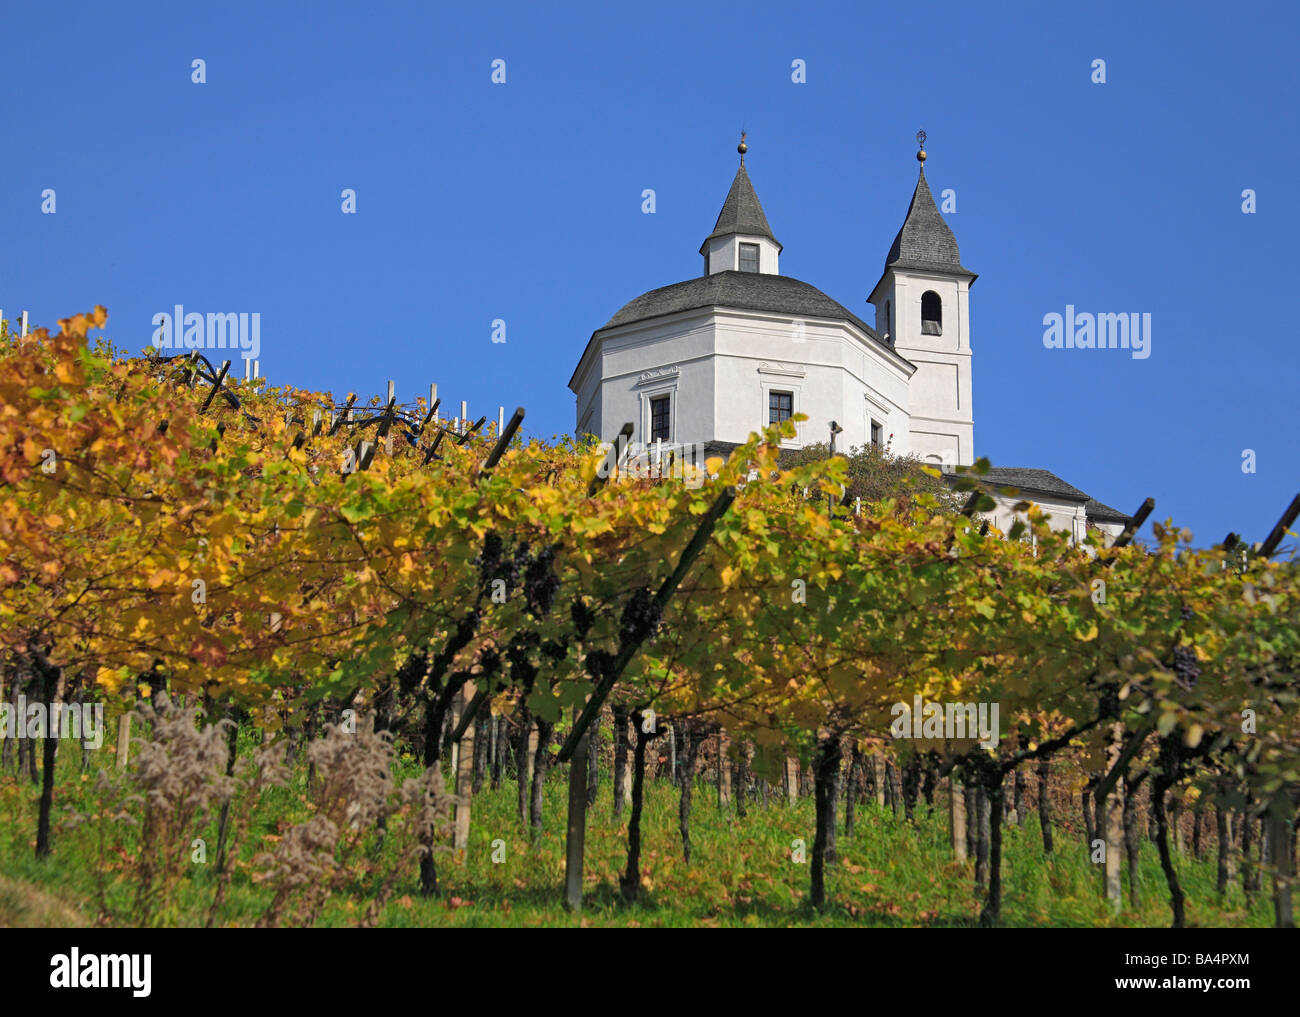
[568,137,1131,544]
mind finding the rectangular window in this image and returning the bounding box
[650,395,671,442]
[769,390,793,425]
[870,420,883,446]
[738,242,759,274]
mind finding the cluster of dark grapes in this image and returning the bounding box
[476,533,528,594]
[570,597,595,640]
[584,649,614,683]
[477,646,502,679]
[619,586,662,646]
[395,649,429,698]
[1172,645,1200,689]
[523,545,560,616]
[475,533,560,616]
[475,532,510,585]
[505,636,538,692]
[1174,605,1200,688]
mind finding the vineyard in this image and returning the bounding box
[0,309,1297,929]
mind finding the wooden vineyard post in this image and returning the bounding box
[950,776,968,862]
[453,683,477,853]
[784,757,799,803]
[1268,800,1295,928]
[1101,724,1124,912]
[1086,718,1153,909]
[621,715,634,809]
[564,705,591,912]
[717,731,732,809]
[449,691,462,783]
[116,704,132,770]
[1103,792,1123,911]
[385,380,395,457]
[526,724,539,786]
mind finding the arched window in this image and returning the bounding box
[921,291,942,335]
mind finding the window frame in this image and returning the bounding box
[738,242,760,274]
[649,394,671,443]
[758,364,804,448]
[921,290,943,335]
[768,389,794,426]
[638,381,678,446]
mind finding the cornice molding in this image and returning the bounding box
[635,366,681,387]
[757,361,806,379]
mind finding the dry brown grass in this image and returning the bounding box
[0,874,86,927]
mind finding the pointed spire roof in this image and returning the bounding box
[700,164,782,254]
[883,164,974,278]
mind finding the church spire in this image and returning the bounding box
[882,131,972,276]
[700,135,782,275]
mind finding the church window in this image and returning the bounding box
[769,390,793,425]
[870,420,883,447]
[739,243,760,273]
[921,291,942,335]
[650,395,671,442]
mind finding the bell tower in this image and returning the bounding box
[868,132,977,467]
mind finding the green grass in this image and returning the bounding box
[0,743,1277,928]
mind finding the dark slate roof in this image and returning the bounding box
[968,467,1091,501]
[696,454,1130,523]
[945,467,1131,524]
[1084,498,1131,524]
[597,271,888,347]
[700,166,781,251]
[884,167,975,277]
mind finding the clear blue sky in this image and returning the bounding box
[3,0,1296,549]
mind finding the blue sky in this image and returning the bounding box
[3,0,1296,549]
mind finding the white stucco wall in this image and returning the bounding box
[870,268,974,466]
[576,308,914,452]
[985,491,1088,545]
[702,234,781,276]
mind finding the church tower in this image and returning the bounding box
[868,135,977,467]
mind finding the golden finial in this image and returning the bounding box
[915,129,927,164]
[738,130,747,165]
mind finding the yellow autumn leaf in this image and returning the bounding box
[95,666,124,694]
